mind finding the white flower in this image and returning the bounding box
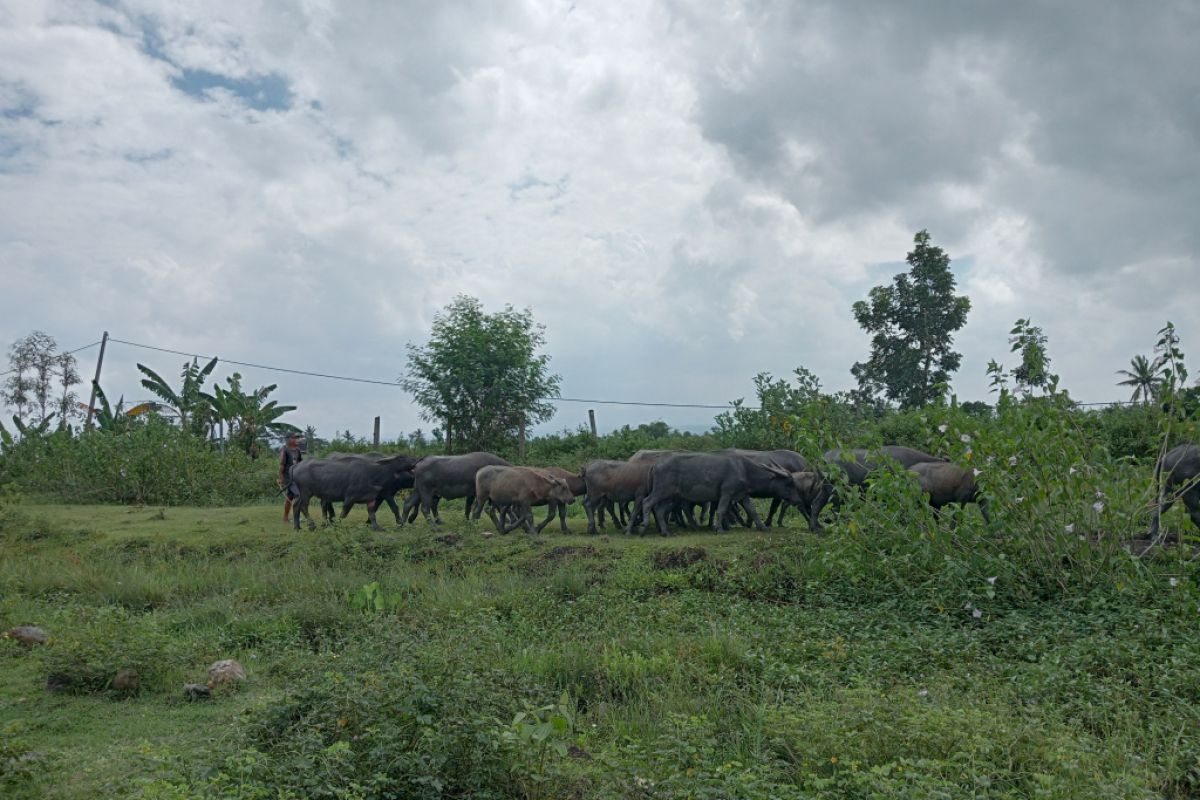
[938,424,948,433]
[1008,456,1018,466]
[986,576,997,585]
[1169,577,1179,587]
[960,434,972,443]
[1069,466,1077,475]
[1092,501,1105,513]
[1015,496,1025,503]
[986,455,995,465]
[917,689,929,697]
[1064,523,1075,534]
[973,468,983,477]
[963,602,974,611]
[972,608,983,619]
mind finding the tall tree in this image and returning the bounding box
[401,295,561,453]
[1115,354,1161,405]
[3,331,79,427]
[851,230,971,408]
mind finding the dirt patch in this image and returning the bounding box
[651,546,707,570]
[538,545,598,563]
[434,534,461,546]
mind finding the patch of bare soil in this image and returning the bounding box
[650,546,707,570]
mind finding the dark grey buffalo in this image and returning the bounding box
[473,466,577,534]
[291,454,421,531]
[909,462,991,524]
[319,452,417,524]
[581,459,655,535]
[639,452,804,535]
[1148,443,1200,539]
[713,448,807,527]
[402,452,511,524]
[801,446,948,532]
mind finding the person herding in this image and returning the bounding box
[278,432,303,523]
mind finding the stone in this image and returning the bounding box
[183,683,212,701]
[111,669,140,694]
[4,625,49,646]
[208,658,247,686]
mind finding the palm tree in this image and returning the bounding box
[208,372,299,459]
[137,357,219,436]
[1116,355,1162,404]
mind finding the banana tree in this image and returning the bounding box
[209,372,299,459]
[137,357,218,437]
[81,383,158,434]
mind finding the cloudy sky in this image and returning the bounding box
[2,1,1197,439]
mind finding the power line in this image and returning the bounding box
[106,336,746,409]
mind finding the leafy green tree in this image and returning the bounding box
[208,372,299,459]
[137,357,219,437]
[851,230,971,408]
[401,295,561,453]
[1008,318,1056,394]
[1115,354,1161,405]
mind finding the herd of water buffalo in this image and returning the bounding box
[286,443,1200,537]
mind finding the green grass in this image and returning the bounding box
[2,500,1200,799]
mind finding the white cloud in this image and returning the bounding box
[1,0,1197,441]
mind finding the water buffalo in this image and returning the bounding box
[473,466,577,534]
[713,448,807,526]
[801,445,948,532]
[319,452,418,524]
[402,452,511,524]
[291,454,421,531]
[581,459,654,535]
[1147,443,1200,540]
[639,452,803,535]
[909,462,991,524]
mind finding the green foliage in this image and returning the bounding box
[0,416,268,505]
[137,356,220,438]
[851,230,971,408]
[1,721,48,792]
[1007,317,1055,393]
[36,606,185,695]
[208,372,299,459]
[401,295,561,453]
[344,581,408,615]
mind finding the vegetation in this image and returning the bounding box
[851,230,972,408]
[2,331,80,430]
[401,295,561,454]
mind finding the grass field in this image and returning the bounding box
[2,499,1199,799]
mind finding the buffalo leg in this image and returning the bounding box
[535,503,557,534]
[585,497,600,535]
[366,500,382,531]
[385,495,402,525]
[765,498,781,527]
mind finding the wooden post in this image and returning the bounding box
[84,331,109,430]
[588,409,597,438]
[373,416,381,447]
[518,417,526,460]
[445,421,453,454]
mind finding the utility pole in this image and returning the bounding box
[373,416,381,447]
[84,331,109,430]
[588,409,597,438]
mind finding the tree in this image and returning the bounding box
[86,383,157,434]
[3,331,79,427]
[401,295,561,453]
[851,230,971,408]
[208,372,299,459]
[1116,354,1161,405]
[137,357,219,437]
[1008,318,1056,394]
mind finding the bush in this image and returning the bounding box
[0,418,269,505]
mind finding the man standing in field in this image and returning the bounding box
[278,432,303,523]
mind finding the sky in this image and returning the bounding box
[2,1,1198,440]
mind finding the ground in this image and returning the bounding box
[2,501,1199,798]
